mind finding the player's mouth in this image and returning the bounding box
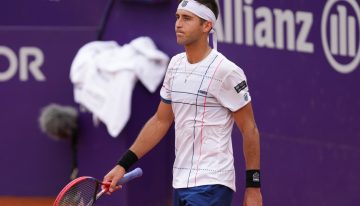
[176,30,185,36]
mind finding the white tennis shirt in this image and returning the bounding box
[160,49,251,191]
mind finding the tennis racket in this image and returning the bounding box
[53,167,143,206]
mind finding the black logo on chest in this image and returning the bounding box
[198,90,208,95]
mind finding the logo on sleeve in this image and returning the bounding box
[244,92,249,101]
[234,81,247,93]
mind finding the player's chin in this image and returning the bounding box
[176,37,187,45]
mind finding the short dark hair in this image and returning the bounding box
[177,0,219,19]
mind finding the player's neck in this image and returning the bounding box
[184,40,212,64]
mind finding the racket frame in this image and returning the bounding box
[53,167,142,206]
[53,176,103,206]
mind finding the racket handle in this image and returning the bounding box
[117,167,143,185]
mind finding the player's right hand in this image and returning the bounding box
[103,165,126,194]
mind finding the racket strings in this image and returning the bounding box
[57,178,100,206]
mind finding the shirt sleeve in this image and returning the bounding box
[217,68,251,112]
[159,58,174,104]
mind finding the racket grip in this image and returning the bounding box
[117,167,143,185]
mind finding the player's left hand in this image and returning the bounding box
[243,188,263,206]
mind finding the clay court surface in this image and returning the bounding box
[0,197,55,206]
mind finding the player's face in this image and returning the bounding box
[175,10,204,46]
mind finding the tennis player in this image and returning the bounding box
[104,0,262,205]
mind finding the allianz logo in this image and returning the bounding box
[215,0,360,74]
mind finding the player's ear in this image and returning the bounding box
[202,21,212,33]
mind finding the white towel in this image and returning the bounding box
[70,37,169,137]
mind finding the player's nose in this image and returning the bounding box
[175,18,183,28]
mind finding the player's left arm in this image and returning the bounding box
[233,102,260,171]
[233,102,263,206]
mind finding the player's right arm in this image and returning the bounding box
[103,100,174,192]
[128,100,174,158]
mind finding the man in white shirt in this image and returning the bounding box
[103,0,263,205]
